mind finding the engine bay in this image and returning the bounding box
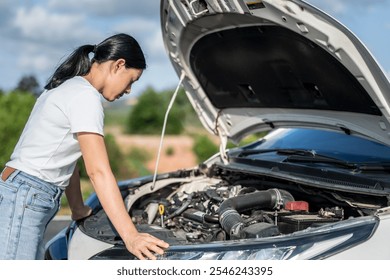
[130,181,346,244]
[80,164,387,245]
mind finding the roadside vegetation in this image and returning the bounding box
[0,90,37,168]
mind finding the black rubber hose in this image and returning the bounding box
[204,214,219,223]
[218,189,294,238]
[166,193,194,219]
[182,209,219,224]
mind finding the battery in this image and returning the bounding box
[278,214,339,234]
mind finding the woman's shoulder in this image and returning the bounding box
[44,77,102,110]
[62,76,93,89]
[55,77,99,97]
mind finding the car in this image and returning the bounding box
[45,0,390,260]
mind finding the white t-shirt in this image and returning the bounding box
[7,76,104,188]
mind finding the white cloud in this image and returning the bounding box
[5,3,174,92]
[47,0,159,17]
[147,30,166,59]
[4,5,104,90]
[12,6,99,45]
[308,0,388,15]
[113,18,167,62]
[18,53,53,72]
[115,18,158,35]
[0,1,168,91]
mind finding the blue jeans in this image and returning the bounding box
[0,170,63,259]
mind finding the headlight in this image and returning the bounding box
[159,246,297,260]
[91,217,377,260]
[158,217,377,260]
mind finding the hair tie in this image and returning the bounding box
[93,44,97,53]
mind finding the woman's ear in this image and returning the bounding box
[113,59,126,72]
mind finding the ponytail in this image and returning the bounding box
[45,45,94,90]
[45,33,146,90]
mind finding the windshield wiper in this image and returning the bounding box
[237,148,358,169]
[354,164,390,172]
[236,148,390,171]
[283,154,358,169]
[237,148,316,157]
[284,153,390,171]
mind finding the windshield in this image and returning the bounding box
[242,128,390,164]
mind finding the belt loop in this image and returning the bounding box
[55,188,64,201]
[7,169,21,182]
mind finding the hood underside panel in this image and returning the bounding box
[161,0,390,145]
[190,24,381,115]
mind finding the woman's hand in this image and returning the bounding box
[124,232,169,260]
[71,205,92,221]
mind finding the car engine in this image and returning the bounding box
[128,174,347,245]
[81,164,384,246]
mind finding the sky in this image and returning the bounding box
[0,0,389,98]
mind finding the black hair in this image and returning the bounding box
[44,33,146,90]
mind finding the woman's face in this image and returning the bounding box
[101,60,143,102]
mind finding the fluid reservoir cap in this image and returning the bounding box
[285,201,309,212]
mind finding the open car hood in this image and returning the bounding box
[160,0,390,147]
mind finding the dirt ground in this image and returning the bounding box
[105,126,198,173]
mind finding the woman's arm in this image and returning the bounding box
[77,132,169,260]
[65,165,92,221]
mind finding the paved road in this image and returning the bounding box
[44,215,71,246]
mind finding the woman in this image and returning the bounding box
[0,33,169,260]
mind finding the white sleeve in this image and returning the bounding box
[68,90,104,136]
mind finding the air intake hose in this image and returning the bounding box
[218,189,294,239]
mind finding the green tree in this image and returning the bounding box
[192,135,219,162]
[0,91,36,167]
[160,89,185,135]
[127,87,163,134]
[173,88,202,128]
[126,87,186,135]
[125,146,152,177]
[15,75,41,97]
[126,86,203,135]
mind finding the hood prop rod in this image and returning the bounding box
[151,72,186,191]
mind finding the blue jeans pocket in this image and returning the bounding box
[0,180,18,192]
[25,191,55,212]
